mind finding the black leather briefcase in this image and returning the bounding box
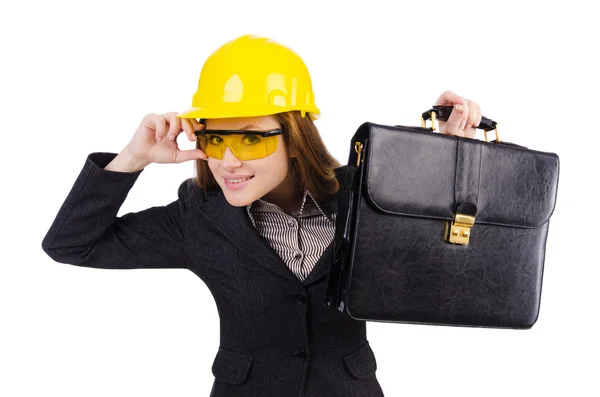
[325,106,560,329]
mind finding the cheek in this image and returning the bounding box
[260,150,288,176]
[207,160,219,178]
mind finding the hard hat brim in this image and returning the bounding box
[176,105,320,121]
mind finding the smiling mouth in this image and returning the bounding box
[224,176,255,183]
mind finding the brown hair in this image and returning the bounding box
[193,111,341,204]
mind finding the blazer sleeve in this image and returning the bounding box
[41,152,190,270]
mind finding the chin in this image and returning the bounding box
[223,192,255,207]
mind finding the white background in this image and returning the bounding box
[1,0,598,396]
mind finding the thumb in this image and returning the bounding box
[174,149,208,163]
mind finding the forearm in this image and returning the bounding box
[42,152,143,265]
[41,152,187,270]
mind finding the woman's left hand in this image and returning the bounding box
[434,90,482,138]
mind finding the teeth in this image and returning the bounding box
[227,176,252,183]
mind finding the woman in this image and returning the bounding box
[41,34,483,397]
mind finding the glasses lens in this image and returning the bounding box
[199,133,278,160]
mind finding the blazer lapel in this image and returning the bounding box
[192,165,348,286]
[196,190,300,282]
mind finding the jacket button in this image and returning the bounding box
[290,349,307,358]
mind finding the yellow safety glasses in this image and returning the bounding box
[195,128,283,161]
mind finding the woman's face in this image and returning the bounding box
[202,115,294,208]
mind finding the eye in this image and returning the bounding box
[207,135,223,145]
[242,135,262,145]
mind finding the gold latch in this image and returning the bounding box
[354,141,363,166]
[445,213,475,245]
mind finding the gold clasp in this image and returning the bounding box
[354,141,363,166]
[445,213,475,245]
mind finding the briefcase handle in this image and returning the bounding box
[421,105,500,142]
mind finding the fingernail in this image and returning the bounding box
[460,98,467,104]
[455,104,463,112]
[169,135,174,140]
[157,136,162,143]
[460,120,467,129]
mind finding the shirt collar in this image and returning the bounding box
[246,188,332,227]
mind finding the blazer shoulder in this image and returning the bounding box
[177,177,209,211]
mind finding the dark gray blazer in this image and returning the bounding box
[41,152,385,397]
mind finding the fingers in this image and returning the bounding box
[181,118,194,141]
[148,112,186,143]
[176,117,208,162]
[144,113,176,143]
[163,112,183,141]
[190,118,203,130]
[174,148,209,163]
[434,90,483,139]
[456,101,470,131]
[435,90,466,106]
[145,114,167,142]
[442,102,469,137]
[472,102,482,128]
[456,102,477,139]
[147,113,204,144]
[137,113,209,164]
[465,101,481,130]
[434,90,469,136]
[181,118,205,141]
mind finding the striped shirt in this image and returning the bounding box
[246,189,336,282]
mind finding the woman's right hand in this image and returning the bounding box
[124,112,208,167]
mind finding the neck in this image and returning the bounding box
[260,175,303,215]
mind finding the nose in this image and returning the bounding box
[221,145,243,167]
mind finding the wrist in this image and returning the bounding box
[104,147,149,173]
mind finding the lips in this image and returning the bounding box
[224,176,254,183]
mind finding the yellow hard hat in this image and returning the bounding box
[177,34,320,121]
